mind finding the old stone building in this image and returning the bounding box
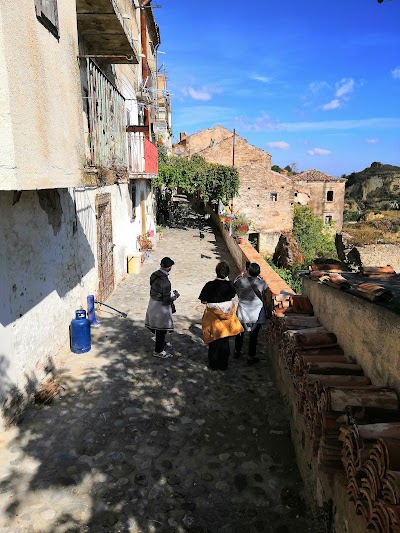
[173,126,346,253]
[173,126,292,254]
[293,169,347,231]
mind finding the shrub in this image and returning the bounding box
[265,258,303,294]
[293,206,337,267]
[343,210,360,222]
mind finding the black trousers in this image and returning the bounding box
[208,337,230,370]
[155,330,167,353]
[235,324,262,358]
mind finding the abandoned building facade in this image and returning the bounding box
[173,126,346,254]
[0,0,171,428]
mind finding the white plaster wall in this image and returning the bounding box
[0,181,156,428]
[0,1,84,190]
[0,15,17,189]
[0,190,96,390]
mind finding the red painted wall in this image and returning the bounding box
[144,139,158,174]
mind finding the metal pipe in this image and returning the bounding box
[94,300,128,318]
[140,2,150,139]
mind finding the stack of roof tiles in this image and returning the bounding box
[270,292,400,532]
[342,420,400,530]
[307,263,396,303]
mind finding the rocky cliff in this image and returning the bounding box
[344,162,400,211]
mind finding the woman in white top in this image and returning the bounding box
[234,262,267,365]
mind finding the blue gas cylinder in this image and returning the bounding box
[70,309,91,354]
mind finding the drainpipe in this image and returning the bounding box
[140,0,152,140]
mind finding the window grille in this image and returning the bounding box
[325,214,333,224]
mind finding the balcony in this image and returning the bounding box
[76,0,140,63]
[127,133,158,178]
[85,59,127,168]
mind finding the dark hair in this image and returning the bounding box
[248,262,261,277]
[216,261,230,279]
[245,261,250,270]
[160,257,175,268]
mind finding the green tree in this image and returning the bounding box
[155,151,239,203]
[271,164,283,173]
[292,205,337,266]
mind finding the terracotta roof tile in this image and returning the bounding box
[293,169,346,183]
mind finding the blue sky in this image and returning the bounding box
[155,0,400,177]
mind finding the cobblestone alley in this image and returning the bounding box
[0,207,318,533]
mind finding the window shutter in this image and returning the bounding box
[34,0,59,38]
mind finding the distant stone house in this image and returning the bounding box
[173,126,346,253]
[293,170,347,232]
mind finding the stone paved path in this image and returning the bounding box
[0,205,318,532]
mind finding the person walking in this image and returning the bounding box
[234,262,268,365]
[199,261,243,370]
[145,257,180,359]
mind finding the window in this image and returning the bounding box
[327,190,334,202]
[35,0,59,39]
[325,214,332,224]
[270,192,278,202]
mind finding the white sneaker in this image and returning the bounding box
[153,350,173,359]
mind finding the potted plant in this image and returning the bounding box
[156,226,164,240]
[137,233,153,253]
[232,213,250,236]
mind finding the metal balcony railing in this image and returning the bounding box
[86,59,127,168]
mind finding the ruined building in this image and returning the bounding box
[173,126,346,254]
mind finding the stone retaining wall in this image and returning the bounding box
[213,212,400,530]
[302,277,400,393]
[356,243,400,271]
[209,213,294,299]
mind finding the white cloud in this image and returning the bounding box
[308,148,331,156]
[319,78,355,111]
[236,115,400,133]
[392,67,400,79]
[188,88,212,101]
[236,113,277,132]
[367,138,379,144]
[335,78,355,98]
[249,74,271,83]
[182,85,223,101]
[322,99,341,111]
[308,81,330,94]
[266,141,290,150]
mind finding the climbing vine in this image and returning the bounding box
[155,150,239,203]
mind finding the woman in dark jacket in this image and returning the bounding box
[199,261,243,370]
[145,257,180,358]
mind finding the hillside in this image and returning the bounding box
[344,162,400,211]
[342,162,400,245]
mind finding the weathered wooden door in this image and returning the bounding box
[96,193,114,300]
